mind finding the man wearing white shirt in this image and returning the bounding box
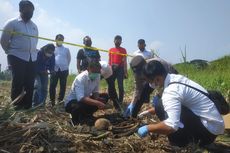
[49,34,71,106]
[133,39,153,59]
[137,60,224,147]
[0,0,38,110]
[65,61,108,125]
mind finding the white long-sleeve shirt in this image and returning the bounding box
[162,74,224,135]
[65,70,100,107]
[54,45,71,71]
[0,17,38,61]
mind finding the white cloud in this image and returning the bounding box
[0,1,86,73]
[0,0,17,21]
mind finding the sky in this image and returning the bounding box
[0,0,230,73]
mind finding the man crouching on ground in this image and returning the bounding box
[137,60,224,147]
[65,61,109,125]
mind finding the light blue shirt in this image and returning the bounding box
[0,17,38,62]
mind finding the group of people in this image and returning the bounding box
[0,0,225,148]
[0,0,71,109]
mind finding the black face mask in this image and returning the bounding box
[21,11,33,21]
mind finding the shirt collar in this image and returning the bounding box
[164,73,171,89]
[57,45,63,47]
[17,16,31,23]
[138,49,147,52]
[85,70,91,81]
[18,16,23,21]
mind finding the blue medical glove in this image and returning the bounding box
[124,103,135,117]
[152,95,160,107]
[138,125,149,138]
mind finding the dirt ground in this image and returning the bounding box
[0,85,229,153]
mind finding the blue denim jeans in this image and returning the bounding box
[33,73,48,106]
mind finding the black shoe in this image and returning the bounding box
[13,105,24,111]
[51,101,55,106]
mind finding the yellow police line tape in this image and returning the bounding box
[0,29,134,57]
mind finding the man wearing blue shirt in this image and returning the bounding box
[76,36,101,74]
[33,44,55,107]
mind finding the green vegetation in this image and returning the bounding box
[0,70,11,81]
[174,55,230,96]
[67,55,230,99]
[67,74,76,86]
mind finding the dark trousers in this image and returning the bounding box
[49,69,68,103]
[132,83,154,117]
[8,55,36,109]
[106,76,119,109]
[65,93,109,125]
[155,100,217,147]
[108,66,124,106]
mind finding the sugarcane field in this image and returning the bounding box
[1,0,230,153]
[0,80,229,153]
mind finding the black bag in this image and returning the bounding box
[169,82,229,115]
[207,90,229,115]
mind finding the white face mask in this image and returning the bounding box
[45,52,53,57]
[149,82,156,89]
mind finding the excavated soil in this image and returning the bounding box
[0,85,229,153]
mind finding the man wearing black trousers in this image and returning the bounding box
[124,55,178,117]
[49,34,71,106]
[0,0,38,110]
[137,60,224,147]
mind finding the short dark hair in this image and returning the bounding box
[19,0,34,11]
[83,36,91,41]
[138,39,145,44]
[143,60,167,81]
[41,43,55,53]
[55,34,64,40]
[83,36,91,43]
[114,35,122,40]
[88,61,101,69]
[130,56,146,74]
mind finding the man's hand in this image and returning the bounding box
[96,101,106,109]
[124,103,135,117]
[124,72,128,79]
[96,97,106,103]
[138,125,149,138]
